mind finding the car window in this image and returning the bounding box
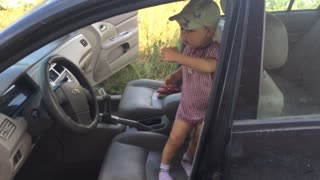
[292,0,320,10]
[226,1,320,179]
[0,0,44,31]
[265,0,290,12]
[234,0,320,120]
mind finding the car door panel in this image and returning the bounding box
[227,118,320,180]
[54,34,93,73]
[224,1,320,179]
[92,11,139,84]
[75,11,138,85]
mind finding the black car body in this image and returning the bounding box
[0,0,320,179]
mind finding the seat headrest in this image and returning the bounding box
[212,18,225,43]
[264,13,288,70]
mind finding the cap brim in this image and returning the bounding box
[169,14,180,21]
[169,13,203,30]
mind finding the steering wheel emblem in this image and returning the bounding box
[72,88,80,94]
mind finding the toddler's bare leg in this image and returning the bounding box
[161,119,193,164]
[181,122,203,176]
[159,120,192,180]
[186,122,203,159]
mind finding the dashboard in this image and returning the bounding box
[0,77,34,118]
[0,31,93,180]
[0,10,137,179]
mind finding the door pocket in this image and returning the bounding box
[108,43,130,63]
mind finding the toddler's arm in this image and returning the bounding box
[165,67,182,87]
[161,47,217,73]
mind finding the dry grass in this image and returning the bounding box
[138,1,187,52]
[0,0,42,30]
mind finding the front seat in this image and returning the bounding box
[117,79,165,121]
[97,132,188,180]
[98,13,288,180]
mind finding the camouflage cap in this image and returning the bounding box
[169,0,220,30]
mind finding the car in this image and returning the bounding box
[0,0,320,180]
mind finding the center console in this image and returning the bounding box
[0,114,32,180]
[97,92,180,135]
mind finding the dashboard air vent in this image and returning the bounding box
[13,149,22,166]
[0,119,16,140]
[49,70,59,82]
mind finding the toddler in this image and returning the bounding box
[159,0,221,179]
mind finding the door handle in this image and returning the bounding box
[102,29,137,49]
[119,31,129,36]
[109,31,130,41]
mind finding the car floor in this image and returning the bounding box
[14,129,190,180]
[14,136,101,180]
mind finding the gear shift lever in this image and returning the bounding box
[97,88,113,123]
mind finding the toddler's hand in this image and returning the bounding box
[165,74,178,88]
[161,47,179,62]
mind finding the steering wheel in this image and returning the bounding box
[40,55,98,133]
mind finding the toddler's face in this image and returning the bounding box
[180,27,215,48]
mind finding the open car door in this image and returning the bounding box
[56,11,139,85]
[192,0,320,179]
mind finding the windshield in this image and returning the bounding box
[0,0,44,31]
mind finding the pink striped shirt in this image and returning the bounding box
[175,41,220,124]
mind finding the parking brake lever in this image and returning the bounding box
[111,115,153,131]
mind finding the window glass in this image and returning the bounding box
[259,11,320,119]
[0,0,44,31]
[228,1,320,179]
[235,0,320,120]
[292,0,320,10]
[265,0,290,11]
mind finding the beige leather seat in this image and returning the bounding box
[269,17,320,116]
[258,13,288,118]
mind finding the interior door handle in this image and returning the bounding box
[109,31,130,41]
[119,31,129,36]
[102,28,137,49]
